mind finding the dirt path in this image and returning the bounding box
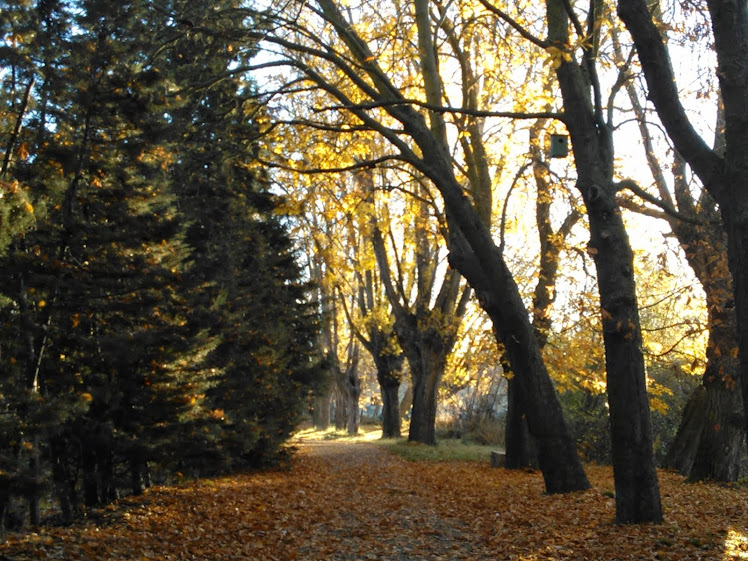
[2,438,748,560]
[288,439,476,560]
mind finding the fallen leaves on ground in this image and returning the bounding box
[2,440,748,560]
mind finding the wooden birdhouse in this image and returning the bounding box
[549,134,569,158]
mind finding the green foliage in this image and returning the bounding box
[557,363,700,465]
[0,0,321,529]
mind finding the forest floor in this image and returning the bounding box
[2,434,748,560]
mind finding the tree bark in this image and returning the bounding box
[406,341,448,445]
[505,376,538,469]
[380,380,401,438]
[312,389,333,429]
[544,0,662,522]
[664,217,743,480]
[373,351,404,438]
[334,386,347,431]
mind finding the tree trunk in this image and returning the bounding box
[81,444,99,507]
[668,382,743,481]
[334,386,346,431]
[408,352,444,445]
[723,206,748,451]
[542,0,662,520]
[346,372,361,435]
[666,291,743,481]
[129,446,149,496]
[50,438,75,525]
[312,389,333,429]
[380,381,401,438]
[28,435,40,526]
[505,376,538,469]
[593,221,662,523]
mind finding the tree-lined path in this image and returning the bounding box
[2,438,748,560]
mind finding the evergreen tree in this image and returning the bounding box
[0,0,321,529]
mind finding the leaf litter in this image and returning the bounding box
[2,439,748,560]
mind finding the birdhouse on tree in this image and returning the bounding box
[549,134,569,158]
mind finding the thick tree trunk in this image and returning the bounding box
[585,186,662,523]
[668,382,743,481]
[666,287,743,481]
[723,205,748,447]
[374,352,403,438]
[380,382,401,438]
[505,376,538,469]
[312,389,333,429]
[28,435,40,526]
[129,446,150,496]
[542,0,662,519]
[81,445,99,507]
[408,350,444,445]
[334,386,346,431]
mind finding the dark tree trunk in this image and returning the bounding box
[373,348,404,438]
[334,386,346,431]
[0,476,9,532]
[346,373,361,435]
[407,349,445,445]
[50,438,75,525]
[584,182,662,523]
[505,376,538,469]
[370,220,464,447]
[722,202,748,451]
[28,435,40,526]
[312,389,333,429]
[81,444,99,507]
[129,446,150,496]
[668,382,743,481]
[380,381,401,438]
[542,0,662,521]
[666,266,743,481]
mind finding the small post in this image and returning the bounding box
[490,450,506,468]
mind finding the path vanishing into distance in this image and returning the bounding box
[2,436,748,560]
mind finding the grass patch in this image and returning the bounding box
[376,437,499,463]
[293,423,500,463]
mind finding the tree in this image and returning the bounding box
[608,17,743,480]
[617,0,748,448]
[251,0,590,492]
[505,116,581,469]
[0,0,322,528]
[370,178,470,445]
